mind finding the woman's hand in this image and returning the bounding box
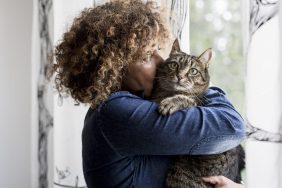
[202,176,245,188]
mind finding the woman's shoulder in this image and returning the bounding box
[96,90,157,123]
[84,91,140,124]
[204,86,226,96]
[106,91,141,102]
[100,91,144,108]
[97,91,150,115]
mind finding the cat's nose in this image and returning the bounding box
[178,75,185,81]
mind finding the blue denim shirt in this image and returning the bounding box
[82,87,245,188]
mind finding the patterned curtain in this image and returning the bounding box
[33,0,54,187]
[52,1,93,188]
[159,0,190,52]
[33,1,93,187]
[245,0,282,187]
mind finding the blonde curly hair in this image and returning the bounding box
[52,0,169,109]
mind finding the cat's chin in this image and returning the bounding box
[174,85,193,91]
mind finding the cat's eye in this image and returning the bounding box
[168,62,178,70]
[189,68,199,76]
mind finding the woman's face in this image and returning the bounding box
[122,38,174,97]
[123,49,164,97]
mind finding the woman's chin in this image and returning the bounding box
[143,86,153,97]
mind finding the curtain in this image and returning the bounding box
[53,1,93,188]
[32,0,94,187]
[280,1,282,184]
[245,0,282,187]
[32,0,54,187]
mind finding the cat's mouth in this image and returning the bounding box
[177,80,192,87]
[175,82,193,90]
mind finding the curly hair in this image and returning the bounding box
[51,0,169,109]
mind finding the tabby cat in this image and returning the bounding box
[151,39,245,188]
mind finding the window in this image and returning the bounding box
[190,0,245,114]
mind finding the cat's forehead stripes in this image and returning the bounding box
[190,56,207,69]
[170,54,184,62]
[165,54,206,71]
[169,54,189,61]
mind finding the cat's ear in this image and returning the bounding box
[169,39,181,56]
[198,48,212,68]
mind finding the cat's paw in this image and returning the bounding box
[159,98,181,115]
[190,101,198,106]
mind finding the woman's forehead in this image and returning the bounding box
[138,37,175,60]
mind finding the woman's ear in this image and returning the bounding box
[169,39,181,56]
[198,48,212,68]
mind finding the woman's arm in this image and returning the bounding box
[99,87,245,156]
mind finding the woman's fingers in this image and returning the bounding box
[202,176,245,188]
[202,176,226,186]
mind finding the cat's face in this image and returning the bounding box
[156,40,212,95]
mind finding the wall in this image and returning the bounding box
[0,0,33,187]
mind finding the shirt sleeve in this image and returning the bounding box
[99,87,245,156]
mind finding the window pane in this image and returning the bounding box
[190,0,245,114]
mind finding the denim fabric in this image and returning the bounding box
[82,87,245,188]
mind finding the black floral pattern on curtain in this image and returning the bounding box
[246,0,282,143]
[38,0,53,187]
[250,0,279,36]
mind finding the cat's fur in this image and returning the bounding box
[151,40,245,188]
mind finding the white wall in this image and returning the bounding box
[0,0,32,187]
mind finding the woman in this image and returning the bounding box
[52,0,245,187]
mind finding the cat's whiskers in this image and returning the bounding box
[154,76,175,79]
[188,88,201,101]
[193,88,209,103]
[188,87,209,104]
[194,87,211,102]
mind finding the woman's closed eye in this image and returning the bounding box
[157,45,163,51]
